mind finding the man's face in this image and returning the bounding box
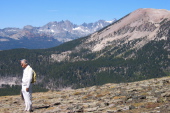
[21,61,27,68]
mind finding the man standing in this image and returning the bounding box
[20,59,33,112]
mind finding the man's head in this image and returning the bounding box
[20,59,28,68]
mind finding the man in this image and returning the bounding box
[20,59,33,112]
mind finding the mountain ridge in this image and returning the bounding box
[49,8,170,63]
[0,19,116,50]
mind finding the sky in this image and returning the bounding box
[0,0,170,29]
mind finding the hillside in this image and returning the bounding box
[0,76,170,113]
[0,8,170,92]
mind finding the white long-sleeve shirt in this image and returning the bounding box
[22,65,33,88]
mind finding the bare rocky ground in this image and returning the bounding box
[1,76,170,113]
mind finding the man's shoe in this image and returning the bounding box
[25,110,33,112]
[29,109,33,112]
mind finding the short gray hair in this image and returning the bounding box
[20,59,28,64]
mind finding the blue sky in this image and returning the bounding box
[0,0,170,29]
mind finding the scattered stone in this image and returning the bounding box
[1,76,170,113]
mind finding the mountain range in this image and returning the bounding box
[0,19,116,50]
[0,8,169,92]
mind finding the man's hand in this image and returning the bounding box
[26,88,29,92]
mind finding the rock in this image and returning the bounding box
[129,105,136,110]
[1,76,170,113]
[161,92,170,97]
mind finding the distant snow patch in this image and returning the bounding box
[51,29,55,32]
[0,39,9,41]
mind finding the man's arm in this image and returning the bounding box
[26,68,33,92]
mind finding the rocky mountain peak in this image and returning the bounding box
[23,25,34,30]
[50,8,170,62]
[129,8,170,23]
[0,19,115,50]
[81,8,170,52]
